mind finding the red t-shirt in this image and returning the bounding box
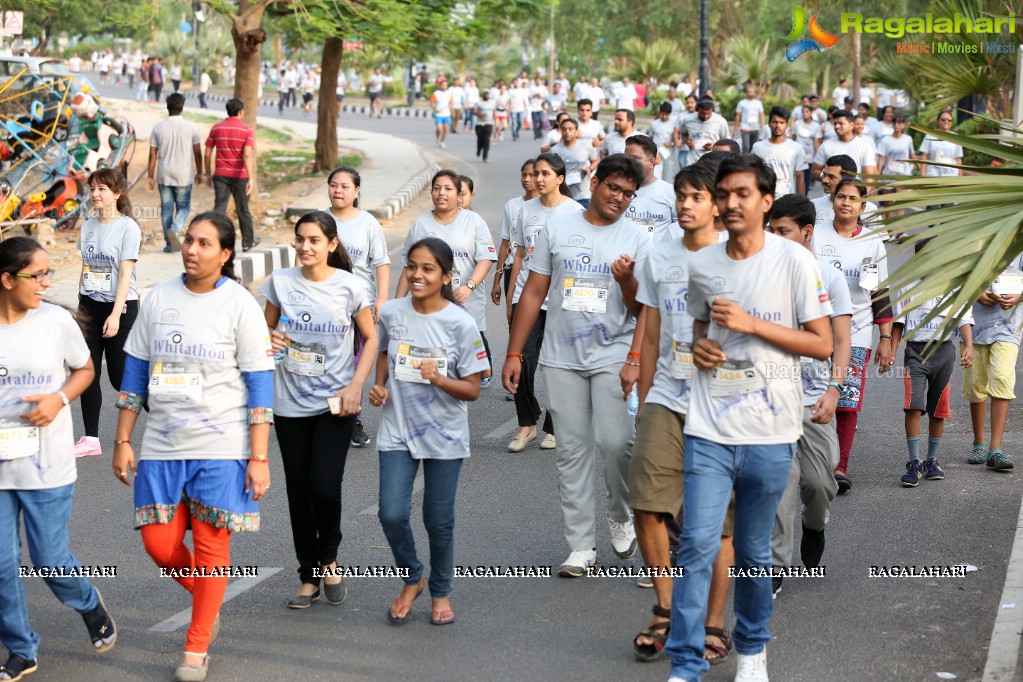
[205,117,254,179]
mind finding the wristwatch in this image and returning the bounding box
[466,279,477,291]
[57,391,70,407]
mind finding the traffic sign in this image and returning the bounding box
[0,11,24,37]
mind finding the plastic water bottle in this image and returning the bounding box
[273,316,290,364]
[627,385,639,415]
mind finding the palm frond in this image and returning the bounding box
[877,124,1023,342]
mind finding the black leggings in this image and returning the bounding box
[509,304,553,433]
[77,296,137,438]
[275,412,356,585]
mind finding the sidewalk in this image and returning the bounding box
[46,97,435,308]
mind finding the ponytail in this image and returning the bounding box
[296,210,353,272]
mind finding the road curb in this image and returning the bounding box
[237,243,294,286]
[179,91,435,119]
[366,161,439,222]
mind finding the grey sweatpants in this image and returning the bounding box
[542,364,634,552]
[771,406,839,567]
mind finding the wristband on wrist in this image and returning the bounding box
[114,439,130,446]
[624,361,640,367]
[879,334,892,340]
[249,454,269,463]
[57,390,70,407]
[506,353,523,359]
[826,381,843,395]
[627,351,641,358]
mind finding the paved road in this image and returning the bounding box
[23,86,1023,682]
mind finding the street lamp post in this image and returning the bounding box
[192,1,202,83]
[698,0,709,98]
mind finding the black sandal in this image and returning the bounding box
[633,605,671,662]
[704,626,733,665]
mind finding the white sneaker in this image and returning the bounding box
[539,433,556,449]
[608,517,638,559]
[734,649,769,682]
[557,549,596,578]
[74,436,102,458]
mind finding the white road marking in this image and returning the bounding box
[149,568,283,632]
[983,493,1023,681]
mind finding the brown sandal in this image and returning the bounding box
[704,626,733,665]
[633,605,671,662]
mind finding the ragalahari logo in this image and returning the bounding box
[786,7,840,61]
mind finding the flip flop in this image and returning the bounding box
[430,608,455,626]
[386,579,424,625]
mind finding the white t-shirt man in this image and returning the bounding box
[448,85,466,111]
[895,286,974,344]
[736,98,764,132]
[528,210,650,370]
[813,136,877,173]
[802,257,854,406]
[751,138,807,197]
[552,142,598,200]
[577,118,604,147]
[685,233,833,445]
[431,88,454,117]
[626,179,680,243]
[832,85,850,108]
[973,253,1023,346]
[614,83,638,111]
[635,239,699,414]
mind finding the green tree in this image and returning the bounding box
[613,37,689,86]
[719,36,805,96]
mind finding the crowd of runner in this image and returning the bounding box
[1,75,1019,682]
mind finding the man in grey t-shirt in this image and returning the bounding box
[551,118,598,205]
[146,93,202,252]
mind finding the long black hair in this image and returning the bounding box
[533,152,573,198]
[406,237,457,303]
[295,210,353,272]
[0,236,44,289]
[327,166,361,209]
[187,211,238,281]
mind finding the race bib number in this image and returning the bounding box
[0,418,39,460]
[629,216,657,239]
[992,270,1023,296]
[670,340,695,380]
[709,360,764,397]
[859,262,879,292]
[149,361,203,402]
[394,343,448,384]
[284,340,327,376]
[562,276,609,313]
[82,263,113,293]
[889,159,911,175]
[565,170,582,186]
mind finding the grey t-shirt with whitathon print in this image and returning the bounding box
[376,298,490,460]
[528,210,649,371]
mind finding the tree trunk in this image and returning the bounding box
[32,26,51,56]
[314,37,342,173]
[852,31,862,108]
[229,0,270,207]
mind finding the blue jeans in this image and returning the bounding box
[510,111,524,140]
[158,184,192,248]
[0,484,99,661]
[377,451,462,598]
[665,437,795,680]
[531,111,545,139]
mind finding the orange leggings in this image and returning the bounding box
[140,502,231,654]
